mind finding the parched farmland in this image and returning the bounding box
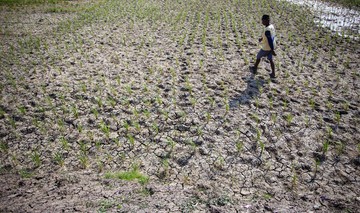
[0,0,359,212]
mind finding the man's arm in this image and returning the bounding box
[265,30,276,56]
[265,31,274,50]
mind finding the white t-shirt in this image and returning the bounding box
[261,24,276,51]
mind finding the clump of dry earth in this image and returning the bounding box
[0,0,359,212]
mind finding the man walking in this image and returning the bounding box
[250,15,277,78]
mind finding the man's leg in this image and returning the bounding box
[251,50,263,74]
[267,52,275,78]
[269,59,275,78]
[254,58,261,69]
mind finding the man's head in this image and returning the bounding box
[262,15,270,26]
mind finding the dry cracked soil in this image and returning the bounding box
[0,0,359,212]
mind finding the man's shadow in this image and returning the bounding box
[229,72,266,108]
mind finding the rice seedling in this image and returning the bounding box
[304,80,309,88]
[56,118,65,132]
[187,139,197,152]
[0,141,9,153]
[116,76,121,86]
[196,127,203,137]
[322,140,330,155]
[335,111,341,125]
[259,140,265,156]
[107,96,116,108]
[326,100,333,110]
[125,84,133,95]
[31,150,41,168]
[251,113,260,124]
[71,105,79,119]
[304,115,310,127]
[214,154,225,170]
[236,140,243,153]
[290,163,298,190]
[143,109,151,119]
[208,96,216,108]
[151,123,159,135]
[93,139,102,150]
[342,101,350,111]
[8,116,16,129]
[167,137,176,153]
[95,97,103,108]
[271,113,277,125]
[309,98,316,110]
[91,107,99,119]
[99,120,110,138]
[127,134,135,148]
[283,99,288,110]
[79,82,87,93]
[123,120,130,132]
[205,112,211,123]
[60,136,69,150]
[190,97,197,107]
[18,105,26,115]
[133,121,141,132]
[19,169,33,179]
[285,113,293,126]
[258,86,264,95]
[156,95,163,105]
[254,97,260,109]
[225,100,230,114]
[256,127,261,142]
[335,141,345,156]
[53,151,65,167]
[78,154,89,169]
[160,158,170,178]
[79,141,88,155]
[326,126,333,138]
[76,123,83,133]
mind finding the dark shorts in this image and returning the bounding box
[257,49,273,60]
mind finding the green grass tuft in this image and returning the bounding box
[105,168,149,185]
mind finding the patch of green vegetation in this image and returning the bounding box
[31,150,41,167]
[0,141,9,153]
[0,0,64,6]
[263,193,273,200]
[53,151,64,166]
[98,199,121,213]
[19,169,33,178]
[105,166,149,185]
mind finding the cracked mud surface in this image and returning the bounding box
[0,0,359,212]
